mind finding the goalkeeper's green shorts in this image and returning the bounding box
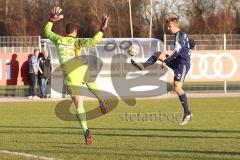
[64,64,90,96]
[66,84,84,96]
[65,64,90,86]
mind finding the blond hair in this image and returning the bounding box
[166,17,180,27]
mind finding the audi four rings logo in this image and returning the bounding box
[188,53,238,79]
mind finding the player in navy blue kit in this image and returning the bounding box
[131,17,194,125]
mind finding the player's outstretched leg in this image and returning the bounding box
[86,82,108,114]
[131,52,162,71]
[73,96,92,144]
[174,81,192,125]
[131,59,145,70]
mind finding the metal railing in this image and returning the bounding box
[165,34,240,50]
[0,36,41,48]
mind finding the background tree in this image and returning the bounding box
[0,0,239,38]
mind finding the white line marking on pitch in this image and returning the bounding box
[0,150,58,160]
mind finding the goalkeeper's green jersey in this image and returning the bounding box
[44,22,103,86]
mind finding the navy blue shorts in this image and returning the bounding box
[169,64,190,82]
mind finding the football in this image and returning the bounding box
[128,44,140,56]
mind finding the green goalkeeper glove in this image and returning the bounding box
[99,15,109,33]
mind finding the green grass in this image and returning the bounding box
[0,97,240,160]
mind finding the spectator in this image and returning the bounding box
[28,49,40,99]
[38,50,52,98]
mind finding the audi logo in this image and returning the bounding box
[188,53,238,79]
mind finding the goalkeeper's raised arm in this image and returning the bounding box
[75,15,109,49]
[44,6,63,43]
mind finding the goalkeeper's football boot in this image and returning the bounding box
[84,129,92,145]
[131,59,144,71]
[180,114,193,126]
[99,100,108,114]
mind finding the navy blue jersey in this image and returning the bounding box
[164,31,191,67]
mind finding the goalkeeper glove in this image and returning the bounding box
[99,15,109,33]
[50,6,63,23]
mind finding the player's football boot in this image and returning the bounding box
[99,100,108,114]
[84,129,92,145]
[131,59,144,71]
[180,114,193,126]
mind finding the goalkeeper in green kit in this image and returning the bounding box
[44,6,109,145]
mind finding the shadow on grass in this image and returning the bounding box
[0,130,238,139]
[59,146,240,156]
[159,149,240,156]
[0,125,240,133]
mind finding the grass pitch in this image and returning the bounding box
[0,97,239,160]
